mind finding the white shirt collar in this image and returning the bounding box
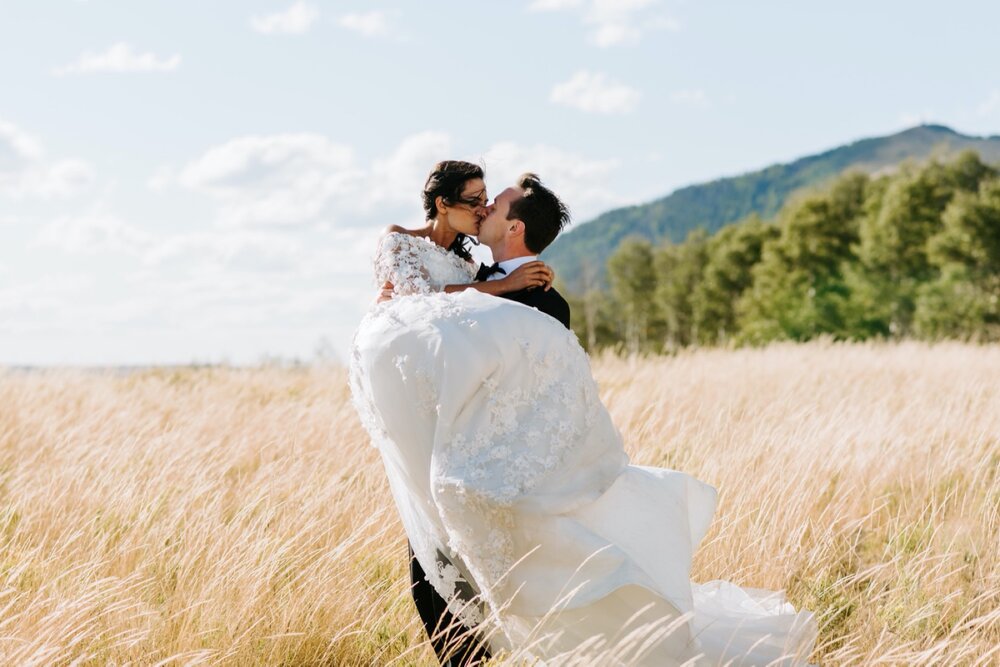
[488,255,538,281]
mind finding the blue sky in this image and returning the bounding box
[2,0,999,365]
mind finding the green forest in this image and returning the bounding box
[566,150,1000,352]
[544,125,1000,291]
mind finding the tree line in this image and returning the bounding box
[566,151,1000,352]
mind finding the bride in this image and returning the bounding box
[349,161,818,665]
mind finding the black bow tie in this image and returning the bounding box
[476,262,507,282]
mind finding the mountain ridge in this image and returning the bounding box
[544,124,1000,291]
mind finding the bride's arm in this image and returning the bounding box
[374,232,436,296]
[443,261,555,295]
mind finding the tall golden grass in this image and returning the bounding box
[0,340,997,665]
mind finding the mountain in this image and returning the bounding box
[544,125,1000,292]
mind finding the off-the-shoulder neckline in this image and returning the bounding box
[384,230,436,244]
[383,230,470,262]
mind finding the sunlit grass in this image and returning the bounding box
[0,340,997,665]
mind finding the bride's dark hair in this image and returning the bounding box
[422,160,483,262]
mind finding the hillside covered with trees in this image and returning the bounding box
[546,125,1000,291]
[568,151,1000,352]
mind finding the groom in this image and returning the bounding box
[471,172,571,329]
[405,173,572,666]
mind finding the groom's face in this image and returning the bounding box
[478,186,524,247]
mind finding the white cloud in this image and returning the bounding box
[160,130,626,231]
[976,90,1000,117]
[550,70,641,114]
[527,0,584,11]
[0,119,43,163]
[53,43,181,76]
[0,159,95,198]
[167,130,453,227]
[175,133,361,227]
[589,23,638,47]
[528,0,677,47]
[338,10,399,38]
[147,165,174,192]
[143,230,303,273]
[670,88,710,108]
[163,130,624,229]
[479,141,623,222]
[126,227,377,345]
[33,212,152,255]
[250,2,319,35]
[587,0,678,47]
[0,274,98,335]
[369,131,452,208]
[6,216,377,362]
[0,118,95,198]
[586,0,656,22]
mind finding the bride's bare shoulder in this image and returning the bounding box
[380,224,427,239]
[376,225,413,253]
[377,226,432,256]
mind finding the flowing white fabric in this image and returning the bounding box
[349,232,817,665]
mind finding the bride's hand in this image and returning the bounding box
[501,261,555,292]
[376,281,394,303]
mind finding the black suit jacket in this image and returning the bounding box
[475,262,571,329]
[499,285,571,330]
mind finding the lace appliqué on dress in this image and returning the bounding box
[430,318,604,620]
[373,232,477,297]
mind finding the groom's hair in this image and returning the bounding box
[506,173,571,254]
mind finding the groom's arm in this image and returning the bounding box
[540,289,571,329]
[504,287,571,330]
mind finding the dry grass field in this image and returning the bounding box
[0,341,998,665]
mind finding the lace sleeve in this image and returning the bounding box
[374,233,433,296]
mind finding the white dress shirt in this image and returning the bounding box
[487,255,538,281]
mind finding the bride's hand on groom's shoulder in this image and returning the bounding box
[502,261,555,292]
[376,281,394,303]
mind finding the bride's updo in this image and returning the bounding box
[422,160,483,262]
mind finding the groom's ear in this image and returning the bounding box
[507,218,525,238]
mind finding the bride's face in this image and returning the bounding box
[443,178,488,236]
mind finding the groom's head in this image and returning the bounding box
[479,173,570,259]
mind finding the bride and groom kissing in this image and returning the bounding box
[350,161,817,666]
[377,162,570,331]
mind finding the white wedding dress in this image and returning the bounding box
[349,232,817,665]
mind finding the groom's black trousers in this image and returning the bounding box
[408,543,491,666]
